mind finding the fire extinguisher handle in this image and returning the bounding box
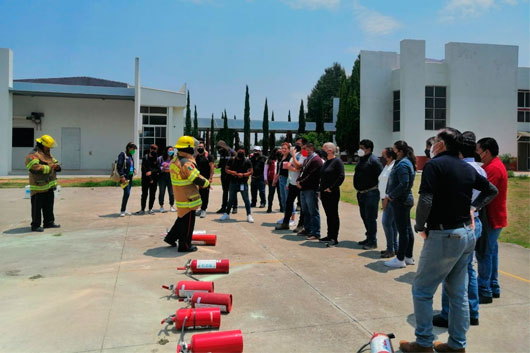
[162,285,170,290]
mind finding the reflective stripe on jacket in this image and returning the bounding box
[170,154,210,217]
[25,147,60,195]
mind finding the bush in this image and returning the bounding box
[507,170,515,178]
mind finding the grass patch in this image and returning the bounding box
[340,174,529,248]
[344,164,355,173]
[29,274,44,280]
[52,233,62,237]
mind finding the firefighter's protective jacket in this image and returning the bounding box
[25,147,61,196]
[170,153,210,217]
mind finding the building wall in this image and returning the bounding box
[360,50,399,152]
[12,96,134,170]
[0,49,13,176]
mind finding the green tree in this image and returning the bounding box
[307,63,346,133]
[243,85,251,153]
[192,105,199,138]
[185,90,192,135]
[262,98,269,154]
[210,113,216,159]
[336,56,360,156]
[300,132,329,150]
[288,110,291,122]
[298,99,306,135]
[271,111,275,121]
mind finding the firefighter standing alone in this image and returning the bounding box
[164,136,210,252]
[25,134,62,232]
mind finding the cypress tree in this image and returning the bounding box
[192,105,199,138]
[271,111,275,121]
[185,90,192,135]
[243,85,251,153]
[298,99,306,135]
[288,110,291,122]
[210,113,216,158]
[262,98,269,155]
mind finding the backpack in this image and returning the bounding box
[110,153,126,182]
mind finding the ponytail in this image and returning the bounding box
[394,140,417,171]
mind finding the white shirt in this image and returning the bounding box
[378,160,395,199]
[463,157,487,217]
[288,152,306,185]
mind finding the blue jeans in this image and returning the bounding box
[278,175,288,211]
[478,227,502,297]
[393,198,414,261]
[120,175,133,212]
[357,189,380,244]
[441,217,482,320]
[412,226,476,349]
[250,177,266,206]
[300,189,320,237]
[226,182,251,215]
[381,200,398,252]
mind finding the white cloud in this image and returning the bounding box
[282,0,340,10]
[439,0,520,21]
[353,1,402,36]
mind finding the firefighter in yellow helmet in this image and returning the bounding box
[163,136,210,251]
[25,135,61,232]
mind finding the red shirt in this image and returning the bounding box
[483,157,508,229]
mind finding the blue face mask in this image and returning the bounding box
[168,150,174,156]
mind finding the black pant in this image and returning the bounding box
[393,200,414,261]
[199,187,210,211]
[158,172,174,207]
[250,176,266,206]
[267,180,280,210]
[357,189,380,244]
[321,189,340,240]
[141,178,158,211]
[31,189,55,228]
[166,211,196,251]
[221,174,237,211]
[282,184,300,224]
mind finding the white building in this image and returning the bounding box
[0,48,186,176]
[360,40,530,170]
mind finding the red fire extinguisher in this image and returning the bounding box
[191,234,217,246]
[161,308,221,330]
[357,332,395,353]
[189,292,233,313]
[177,330,243,353]
[162,281,214,298]
[178,259,230,275]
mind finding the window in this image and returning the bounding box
[140,106,168,156]
[425,86,446,130]
[12,128,34,147]
[517,90,530,123]
[393,91,400,132]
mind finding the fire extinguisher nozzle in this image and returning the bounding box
[177,267,186,270]
[162,285,170,290]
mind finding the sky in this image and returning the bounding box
[1,0,529,122]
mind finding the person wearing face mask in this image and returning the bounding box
[26,134,62,231]
[136,144,160,215]
[158,146,176,213]
[274,142,291,213]
[354,139,383,250]
[195,142,214,218]
[378,147,398,258]
[250,146,267,208]
[264,147,281,213]
[318,142,345,247]
[219,146,254,223]
[215,140,238,214]
[399,128,498,353]
[118,142,137,217]
[425,136,435,159]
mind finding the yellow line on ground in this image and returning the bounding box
[499,270,530,284]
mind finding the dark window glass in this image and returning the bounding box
[425,86,434,97]
[393,100,400,111]
[526,112,530,123]
[435,109,446,120]
[518,92,525,107]
[12,128,34,147]
[426,98,434,108]
[143,127,154,137]
[393,91,400,100]
[149,116,167,125]
[393,121,400,132]
[435,98,446,109]
[140,106,148,113]
[150,107,167,114]
[155,138,167,150]
[518,111,525,122]
[425,109,434,120]
[526,92,530,108]
[425,120,433,130]
[434,119,446,130]
[142,115,149,125]
[435,86,446,97]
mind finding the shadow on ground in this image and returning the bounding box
[144,246,187,258]
[98,213,121,218]
[395,271,416,285]
[364,261,394,274]
[299,241,327,248]
[357,250,381,259]
[2,227,32,234]
[281,234,305,241]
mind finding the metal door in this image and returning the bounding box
[61,127,81,169]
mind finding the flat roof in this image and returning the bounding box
[10,82,135,100]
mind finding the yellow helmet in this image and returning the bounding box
[175,135,196,149]
[36,135,57,148]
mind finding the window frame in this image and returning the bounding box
[517,90,530,123]
[425,85,447,131]
[393,90,400,132]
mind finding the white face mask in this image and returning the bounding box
[357,148,365,157]
[430,142,438,158]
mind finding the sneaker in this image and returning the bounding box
[289,220,296,227]
[358,238,369,245]
[119,212,126,217]
[433,341,465,352]
[405,257,415,265]
[275,223,290,230]
[163,237,177,247]
[432,314,449,328]
[170,206,176,212]
[479,295,492,304]
[381,251,395,258]
[159,207,167,213]
[135,210,145,215]
[319,237,332,243]
[31,226,44,232]
[196,209,202,216]
[247,215,254,223]
[470,317,479,326]
[43,223,61,229]
[384,257,406,268]
[232,208,238,214]
[250,203,256,208]
[216,208,225,214]
[276,218,284,224]
[266,208,272,213]
[294,225,304,233]
[327,239,339,247]
[493,293,500,298]
[362,242,377,250]
[297,229,309,236]
[259,204,266,208]
[200,210,206,218]
[399,340,434,353]
[148,209,155,214]
[219,213,230,221]
[306,235,319,240]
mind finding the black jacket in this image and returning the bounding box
[353,153,383,191]
[141,153,160,181]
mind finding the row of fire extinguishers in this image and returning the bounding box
[160,230,244,353]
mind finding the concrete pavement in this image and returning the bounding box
[0,186,528,353]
